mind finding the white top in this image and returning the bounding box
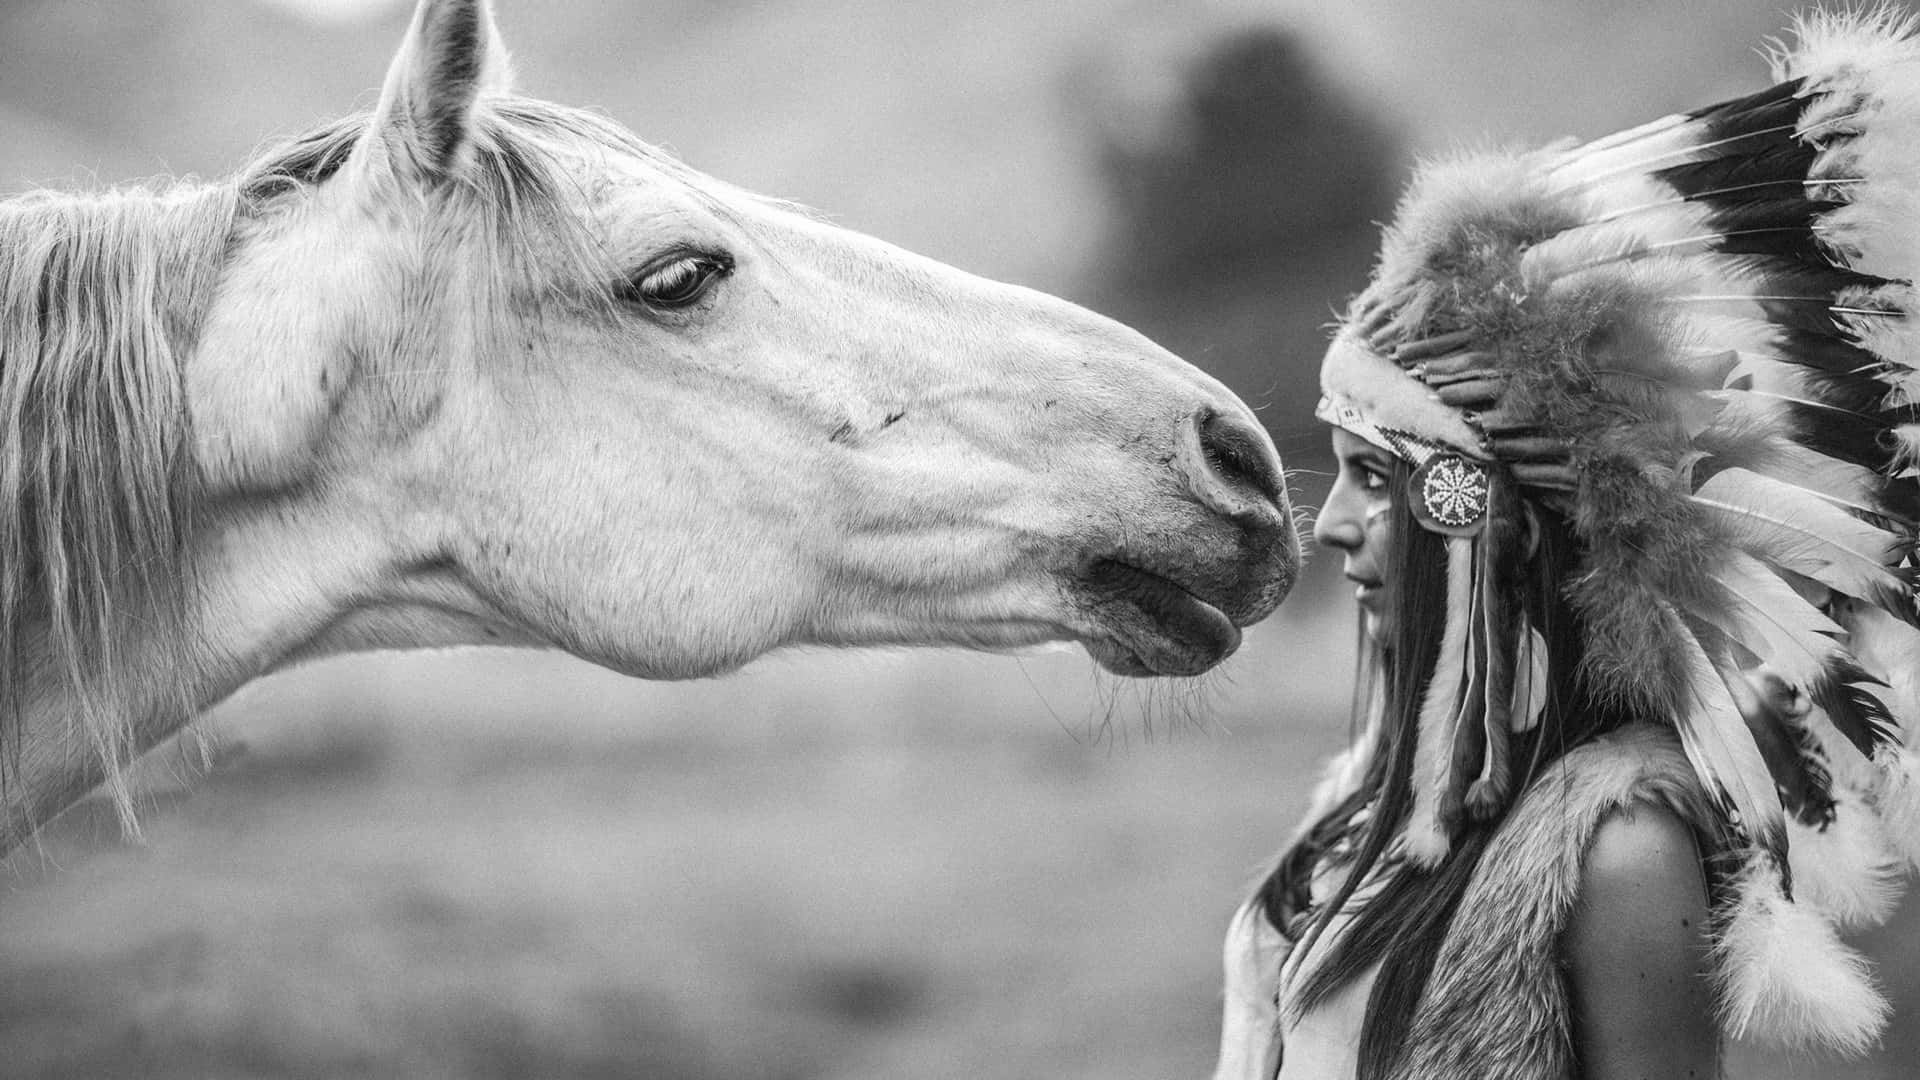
[1215,843,1394,1080]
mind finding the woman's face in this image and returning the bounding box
[1315,427,1396,643]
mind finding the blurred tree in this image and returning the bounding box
[1082,23,1403,450]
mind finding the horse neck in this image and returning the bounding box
[0,182,382,851]
[0,180,559,854]
[0,482,553,854]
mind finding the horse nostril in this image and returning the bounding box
[1196,409,1284,505]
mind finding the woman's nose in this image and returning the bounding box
[1313,483,1366,552]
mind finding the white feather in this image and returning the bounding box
[1692,468,1904,602]
[1778,11,1920,281]
[1670,609,1787,848]
[1672,311,1791,359]
[1547,112,1749,193]
[1695,550,1842,687]
[1703,408,1904,522]
[1715,854,1890,1055]
[1509,623,1549,734]
[1701,418,1890,519]
[1568,169,1704,227]
[1843,602,1920,735]
[1843,281,1920,387]
[1543,178,1716,254]
[1888,422,1920,478]
[1882,367,1920,412]
[1787,795,1904,930]
[1551,110,1691,165]
[1869,746,1920,867]
[1406,536,1475,868]
[1772,6,1920,86]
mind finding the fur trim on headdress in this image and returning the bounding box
[1314,6,1920,1056]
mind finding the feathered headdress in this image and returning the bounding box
[1319,8,1920,1054]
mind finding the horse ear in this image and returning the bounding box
[357,0,513,184]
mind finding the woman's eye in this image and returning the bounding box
[623,251,733,309]
[1349,462,1389,493]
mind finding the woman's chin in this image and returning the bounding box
[1361,607,1390,647]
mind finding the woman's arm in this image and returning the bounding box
[1561,802,1719,1080]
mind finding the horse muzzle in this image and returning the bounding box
[1072,408,1299,677]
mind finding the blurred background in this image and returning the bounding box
[2,0,1917,1076]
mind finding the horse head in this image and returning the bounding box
[0,0,1300,845]
[191,0,1298,685]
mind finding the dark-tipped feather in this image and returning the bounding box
[1766,397,1900,474]
[1688,76,1809,129]
[1657,143,1819,200]
[1811,656,1900,758]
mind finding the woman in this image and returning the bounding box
[1216,11,1920,1079]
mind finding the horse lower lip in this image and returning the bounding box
[1078,559,1241,676]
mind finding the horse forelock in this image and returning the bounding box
[0,182,237,829]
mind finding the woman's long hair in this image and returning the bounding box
[1256,457,1641,1076]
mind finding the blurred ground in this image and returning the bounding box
[0,610,1354,1080]
[3,0,1919,1077]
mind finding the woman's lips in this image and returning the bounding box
[1352,580,1383,610]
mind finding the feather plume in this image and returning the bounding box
[1510,624,1549,733]
[1781,10,1920,280]
[1772,6,1920,86]
[1692,468,1904,606]
[1845,282,1920,384]
[1742,397,1903,476]
[1692,549,1842,686]
[1553,109,1690,163]
[1653,143,1820,205]
[1732,361,1892,426]
[1714,853,1889,1055]
[1407,536,1476,867]
[1705,387,1901,499]
[1718,660,1837,827]
[1669,608,1787,855]
[1698,425,1898,522]
[1870,747,1920,867]
[1788,796,1903,930]
[1467,475,1522,819]
[1547,113,1708,191]
[1844,600,1920,725]
[1445,574,1488,830]
[1552,115,1799,194]
[1810,657,1900,763]
[1890,422,1920,476]
[1554,181,1716,252]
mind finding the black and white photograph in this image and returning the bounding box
[3,1,1919,1077]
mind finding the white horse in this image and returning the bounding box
[0,0,1298,854]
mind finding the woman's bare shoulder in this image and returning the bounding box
[1582,801,1707,894]
[1561,801,1718,1079]
[1570,800,1711,968]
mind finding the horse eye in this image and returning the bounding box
[622,251,733,309]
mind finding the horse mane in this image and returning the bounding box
[0,182,236,828]
[0,95,714,833]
